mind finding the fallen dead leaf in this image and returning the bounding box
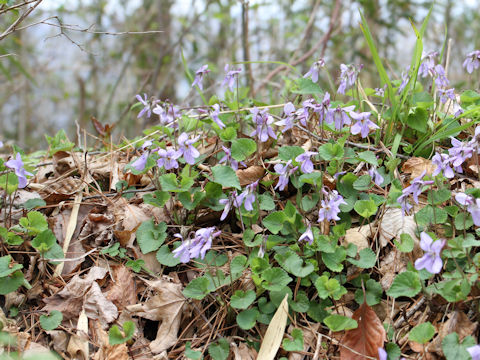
[104,265,137,310]
[257,294,289,360]
[93,320,129,360]
[232,341,257,360]
[67,308,89,359]
[340,302,386,360]
[343,224,373,251]
[236,165,265,186]
[378,207,418,248]
[401,157,435,179]
[432,310,478,355]
[288,323,320,360]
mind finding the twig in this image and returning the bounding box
[0,0,43,41]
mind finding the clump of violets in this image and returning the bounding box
[222,64,241,91]
[463,50,480,74]
[295,151,317,174]
[432,152,455,178]
[274,160,298,191]
[210,104,226,129]
[337,63,362,94]
[304,59,325,83]
[414,232,445,274]
[172,227,221,263]
[350,111,379,138]
[177,132,201,165]
[191,64,210,90]
[318,189,346,222]
[397,170,433,215]
[299,224,314,244]
[250,107,277,143]
[5,153,33,189]
[455,192,480,226]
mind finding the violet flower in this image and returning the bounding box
[300,98,318,127]
[325,105,355,130]
[275,102,296,132]
[222,64,241,91]
[274,160,298,191]
[0,140,3,148]
[157,148,181,170]
[337,64,361,94]
[172,227,221,263]
[378,348,387,360]
[178,132,201,165]
[463,50,480,74]
[414,232,445,274]
[437,87,455,104]
[304,59,325,83]
[375,85,386,97]
[449,137,474,167]
[240,180,259,211]
[295,151,317,174]
[434,64,450,88]
[316,92,332,126]
[219,191,245,221]
[398,66,411,93]
[350,111,379,138]
[5,153,33,189]
[211,104,226,129]
[419,51,438,78]
[250,107,277,143]
[397,170,433,215]
[368,166,384,186]
[136,94,153,118]
[191,64,210,90]
[318,189,346,222]
[153,103,180,126]
[432,152,455,178]
[131,152,149,172]
[467,345,480,360]
[219,146,244,171]
[299,224,314,244]
[455,193,480,226]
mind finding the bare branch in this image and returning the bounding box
[0,0,43,42]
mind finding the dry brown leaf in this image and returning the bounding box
[343,225,372,251]
[104,265,137,310]
[378,207,418,248]
[340,302,386,360]
[401,157,435,179]
[67,309,89,359]
[257,294,289,360]
[232,341,257,360]
[93,320,130,360]
[236,165,265,186]
[37,177,84,204]
[126,277,185,354]
[78,208,115,246]
[288,323,320,360]
[47,330,69,355]
[431,310,478,354]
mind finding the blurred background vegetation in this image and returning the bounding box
[0,0,479,149]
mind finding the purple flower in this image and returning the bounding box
[222,64,241,91]
[432,152,455,178]
[378,348,387,360]
[375,85,386,97]
[463,50,480,74]
[397,170,433,215]
[350,111,379,138]
[178,132,201,165]
[274,160,298,191]
[172,227,221,263]
[414,232,445,274]
[419,51,439,78]
[337,64,361,94]
[219,146,244,171]
[210,104,226,129]
[299,224,314,244]
[153,103,180,126]
[0,140,3,148]
[141,140,153,150]
[368,166,384,186]
[275,102,296,132]
[467,345,480,360]
[5,153,33,189]
[136,94,154,118]
[437,87,455,104]
[191,64,210,90]
[434,64,450,88]
[157,148,181,170]
[250,107,277,143]
[455,193,480,226]
[325,105,355,130]
[240,180,258,211]
[295,151,317,174]
[398,66,411,93]
[131,152,149,172]
[318,189,346,222]
[219,191,244,221]
[304,59,325,83]
[449,137,474,167]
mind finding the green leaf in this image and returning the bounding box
[159,173,194,192]
[185,341,203,360]
[406,107,429,133]
[282,328,304,351]
[347,248,376,268]
[32,229,56,253]
[22,198,46,210]
[290,291,310,313]
[385,343,402,360]
[0,255,22,277]
[442,333,476,360]
[231,138,257,161]
[353,175,373,191]
[278,146,304,161]
[45,129,74,155]
[20,211,48,235]
[427,189,451,205]
[354,279,383,306]
[236,308,259,330]
[324,314,358,331]
[126,259,145,273]
[261,268,292,291]
[0,270,25,295]
[408,322,435,344]
[230,290,256,309]
[275,249,314,277]
[322,246,346,272]
[357,151,378,166]
[415,205,448,226]
[386,271,421,298]
[259,193,275,211]
[294,77,323,94]
[143,191,170,208]
[109,321,135,345]
[337,173,358,198]
[354,200,377,218]
[211,165,241,190]
[0,173,19,194]
[262,211,286,234]
[455,212,474,230]
[315,275,347,300]
[156,245,181,267]
[230,255,248,277]
[136,220,167,254]
[40,310,63,331]
[178,190,206,210]
[318,143,344,161]
[208,338,230,360]
[219,127,237,142]
[394,233,414,252]
[183,276,211,300]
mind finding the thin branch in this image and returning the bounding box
[0,0,39,15]
[0,0,43,42]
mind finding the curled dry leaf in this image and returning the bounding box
[67,309,89,359]
[343,224,373,252]
[104,265,137,311]
[38,177,84,204]
[232,341,257,360]
[236,165,265,186]
[339,302,386,360]
[126,277,185,354]
[401,157,435,179]
[432,310,478,355]
[378,207,418,248]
